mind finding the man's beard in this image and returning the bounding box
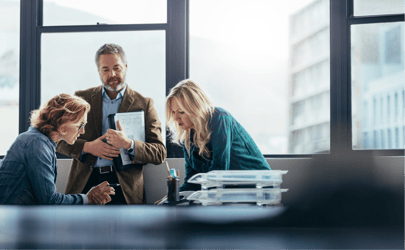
[102,76,126,92]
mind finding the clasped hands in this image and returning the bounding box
[83,120,132,160]
[86,181,115,205]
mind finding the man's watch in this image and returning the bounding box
[126,140,134,153]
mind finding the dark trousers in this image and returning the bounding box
[82,168,127,205]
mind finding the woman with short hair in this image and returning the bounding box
[0,94,114,205]
[166,79,271,191]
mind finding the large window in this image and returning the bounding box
[41,31,166,140]
[351,1,404,150]
[13,0,186,159]
[1,0,404,158]
[189,0,330,155]
[0,0,19,156]
[353,0,405,16]
[43,0,167,26]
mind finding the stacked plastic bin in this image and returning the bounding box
[186,170,288,206]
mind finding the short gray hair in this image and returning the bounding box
[95,43,127,69]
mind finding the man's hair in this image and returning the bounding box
[165,79,214,158]
[95,43,127,69]
[30,94,90,137]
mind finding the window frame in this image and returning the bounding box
[330,0,404,157]
[17,0,187,159]
[1,0,403,159]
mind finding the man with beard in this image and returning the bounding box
[57,44,166,204]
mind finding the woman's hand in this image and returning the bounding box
[86,181,115,205]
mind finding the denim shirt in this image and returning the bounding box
[0,127,86,205]
[179,107,271,191]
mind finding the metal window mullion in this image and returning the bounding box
[185,0,189,79]
[348,14,404,25]
[330,0,352,155]
[37,24,168,34]
[37,0,43,26]
[166,0,187,93]
[354,150,405,157]
[166,0,187,158]
[347,0,353,18]
[19,0,41,134]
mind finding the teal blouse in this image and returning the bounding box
[179,107,271,191]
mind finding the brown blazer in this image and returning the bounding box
[56,85,166,204]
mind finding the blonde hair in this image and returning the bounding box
[166,79,215,157]
[30,94,90,137]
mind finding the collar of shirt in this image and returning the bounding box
[95,84,127,167]
[101,83,127,101]
[29,126,57,148]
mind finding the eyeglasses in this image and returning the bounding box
[78,123,86,131]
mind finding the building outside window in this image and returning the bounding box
[385,26,401,64]
[352,20,404,149]
[288,0,330,154]
[0,0,19,156]
[190,0,328,155]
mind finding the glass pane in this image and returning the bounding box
[354,0,405,16]
[0,0,19,156]
[190,0,330,154]
[43,0,167,26]
[352,23,405,150]
[41,31,166,143]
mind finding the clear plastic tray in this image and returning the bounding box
[187,188,288,206]
[187,170,288,189]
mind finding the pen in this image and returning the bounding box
[165,161,172,180]
[109,183,120,187]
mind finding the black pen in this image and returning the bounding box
[109,183,120,187]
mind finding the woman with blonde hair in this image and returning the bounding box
[0,94,114,205]
[166,79,271,191]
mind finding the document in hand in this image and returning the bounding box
[108,111,145,169]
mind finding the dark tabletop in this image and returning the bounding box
[0,205,402,249]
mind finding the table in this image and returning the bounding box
[0,206,402,249]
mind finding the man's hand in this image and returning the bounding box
[83,134,121,160]
[105,120,132,149]
[86,181,115,205]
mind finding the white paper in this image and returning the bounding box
[114,111,145,165]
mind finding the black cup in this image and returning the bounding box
[167,177,180,201]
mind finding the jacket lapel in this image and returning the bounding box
[118,85,136,113]
[90,86,103,137]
